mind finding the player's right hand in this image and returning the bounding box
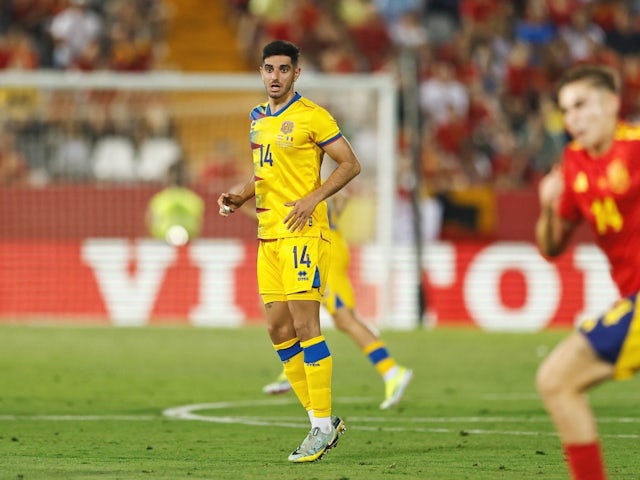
[218,193,247,217]
[217,193,234,216]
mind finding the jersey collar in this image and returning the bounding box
[266,92,301,116]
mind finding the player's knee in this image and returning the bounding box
[331,314,348,332]
[267,322,296,344]
[266,322,278,339]
[291,316,320,340]
[535,359,563,401]
[330,308,355,333]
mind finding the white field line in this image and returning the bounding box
[1,396,639,439]
[0,415,156,421]
[482,392,640,401]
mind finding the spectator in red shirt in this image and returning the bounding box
[0,26,39,69]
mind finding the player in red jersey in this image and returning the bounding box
[535,63,640,480]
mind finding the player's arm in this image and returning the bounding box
[227,181,257,220]
[284,136,361,231]
[217,175,255,217]
[535,166,576,257]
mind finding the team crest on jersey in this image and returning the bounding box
[276,121,295,147]
[607,159,630,194]
[573,172,588,193]
[280,121,294,134]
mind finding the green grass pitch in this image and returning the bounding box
[1,325,639,479]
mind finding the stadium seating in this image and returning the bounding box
[162,0,250,72]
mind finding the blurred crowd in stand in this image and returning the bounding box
[0,0,167,71]
[0,90,185,186]
[227,0,640,238]
[229,0,640,189]
[3,0,640,239]
[0,0,173,186]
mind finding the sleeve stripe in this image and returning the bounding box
[317,132,343,148]
[250,107,266,120]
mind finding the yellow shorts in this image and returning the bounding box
[323,229,355,315]
[258,236,330,304]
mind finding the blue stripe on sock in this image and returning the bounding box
[368,347,389,365]
[277,342,302,362]
[303,341,330,363]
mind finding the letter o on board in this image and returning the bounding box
[464,244,560,331]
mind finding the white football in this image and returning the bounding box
[165,225,189,246]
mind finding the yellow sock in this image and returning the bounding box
[301,335,332,418]
[363,340,397,378]
[274,338,310,411]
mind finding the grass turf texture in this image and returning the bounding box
[1,326,639,479]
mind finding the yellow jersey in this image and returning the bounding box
[250,92,342,240]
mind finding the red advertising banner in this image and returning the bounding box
[0,239,618,330]
[420,242,616,331]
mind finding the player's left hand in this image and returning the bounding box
[284,197,318,232]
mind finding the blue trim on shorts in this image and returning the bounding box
[303,341,331,363]
[312,266,321,288]
[277,342,302,362]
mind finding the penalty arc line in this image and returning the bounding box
[2,397,640,439]
[159,397,640,439]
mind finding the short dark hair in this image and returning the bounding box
[557,64,620,94]
[261,40,300,66]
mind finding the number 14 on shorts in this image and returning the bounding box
[293,245,311,268]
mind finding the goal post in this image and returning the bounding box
[0,71,402,327]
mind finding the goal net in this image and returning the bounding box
[0,71,411,327]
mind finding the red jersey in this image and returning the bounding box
[558,122,640,296]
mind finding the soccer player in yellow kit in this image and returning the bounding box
[263,193,414,410]
[148,160,204,245]
[218,40,361,463]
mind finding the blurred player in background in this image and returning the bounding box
[535,64,640,480]
[217,40,361,463]
[263,191,413,410]
[147,160,204,246]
